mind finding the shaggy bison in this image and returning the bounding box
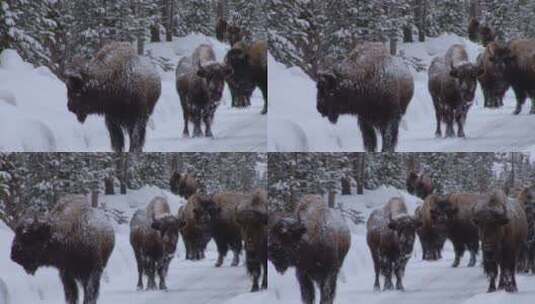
[130,197,182,291]
[11,195,115,304]
[472,190,528,292]
[406,171,433,199]
[367,197,421,291]
[268,195,350,304]
[225,40,267,114]
[517,185,535,273]
[236,189,268,292]
[181,194,213,260]
[316,42,414,152]
[169,172,199,199]
[215,19,248,46]
[416,195,447,261]
[429,44,481,138]
[65,42,161,152]
[176,44,232,137]
[487,39,535,115]
[430,193,486,267]
[477,43,509,108]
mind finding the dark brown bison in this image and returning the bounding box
[176,44,232,137]
[316,42,413,152]
[11,195,115,304]
[472,190,528,292]
[169,172,199,199]
[429,44,481,138]
[130,197,182,291]
[487,39,535,115]
[225,40,267,114]
[181,194,213,260]
[406,171,433,199]
[65,42,161,152]
[268,195,350,304]
[236,189,268,292]
[416,195,447,261]
[215,19,248,46]
[430,193,487,267]
[194,192,246,267]
[517,185,535,273]
[477,43,510,108]
[367,197,421,291]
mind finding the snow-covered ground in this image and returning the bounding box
[259,186,535,304]
[269,34,535,152]
[0,186,257,304]
[0,34,266,152]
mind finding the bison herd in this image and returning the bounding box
[315,35,535,152]
[64,20,267,153]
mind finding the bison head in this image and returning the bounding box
[64,66,97,123]
[193,196,221,227]
[388,215,421,255]
[151,215,183,255]
[267,215,306,274]
[472,193,509,227]
[430,198,459,228]
[488,42,516,73]
[227,25,243,46]
[197,62,232,102]
[450,62,481,102]
[169,173,198,199]
[11,216,53,275]
[316,71,342,124]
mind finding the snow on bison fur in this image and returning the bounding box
[130,197,182,291]
[429,44,481,138]
[477,43,510,108]
[181,193,213,260]
[316,42,414,152]
[472,190,528,292]
[169,172,199,199]
[367,197,421,291]
[11,195,114,304]
[236,189,268,292]
[268,195,350,304]
[176,44,232,138]
[65,42,161,152]
[487,39,535,115]
[225,40,268,114]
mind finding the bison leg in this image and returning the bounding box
[128,118,147,153]
[394,267,405,291]
[455,112,466,138]
[381,117,400,152]
[452,243,465,267]
[467,241,478,267]
[182,105,190,137]
[214,238,229,267]
[444,108,455,137]
[512,86,527,115]
[146,260,157,290]
[382,257,394,290]
[432,98,442,137]
[358,119,377,152]
[319,271,338,304]
[157,259,169,290]
[246,254,261,292]
[371,251,381,290]
[134,252,144,290]
[260,83,268,115]
[105,116,125,152]
[82,271,102,304]
[295,269,315,304]
[192,107,203,137]
[261,259,268,290]
[202,112,214,138]
[60,270,79,304]
[230,237,242,267]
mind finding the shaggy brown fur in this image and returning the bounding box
[517,185,535,273]
[181,194,213,260]
[65,42,161,152]
[11,195,115,304]
[472,190,528,292]
[268,195,350,304]
[367,197,421,291]
[477,43,510,108]
[416,195,447,261]
[316,42,414,152]
[169,172,199,199]
[406,171,433,199]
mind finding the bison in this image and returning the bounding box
[367,197,421,291]
[236,189,268,292]
[406,171,433,200]
[11,195,115,304]
[65,42,161,152]
[487,39,535,115]
[316,42,414,152]
[176,44,232,137]
[416,195,447,261]
[225,40,267,114]
[215,19,248,46]
[169,172,199,199]
[429,44,481,138]
[472,190,528,292]
[430,193,486,267]
[268,195,350,304]
[180,194,213,260]
[130,197,182,291]
[477,43,509,108]
[517,185,535,273]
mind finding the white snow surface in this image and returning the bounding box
[269,33,535,152]
[0,33,266,152]
[0,186,256,304]
[255,186,535,304]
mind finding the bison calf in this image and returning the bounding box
[130,197,182,291]
[169,172,199,199]
[236,190,268,292]
[367,197,421,291]
[268,195,350,304]
[65,42,161,152]
[176,44,231,137]
[472,190,527,292]
[11,195,115,304]
[316,43,413,152]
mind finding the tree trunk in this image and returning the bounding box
[353,154,366,195]
[91,191,99,208]
[151,24,161,42]
[416,0,426,42]
[104,176,114,195]
[165,0,174,42]
[403,26,413,43]
[341,177,351,195]
[390,37,397,55]
[328,191,336,208]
